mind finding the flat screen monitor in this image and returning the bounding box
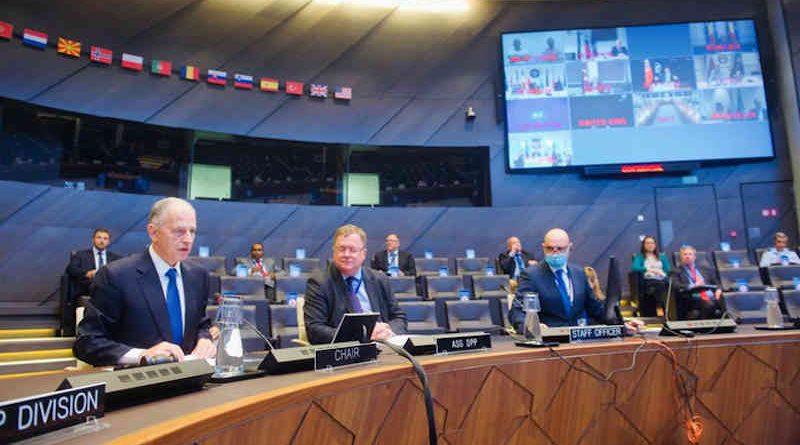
[332,312,379,344]
[501,19,775,171]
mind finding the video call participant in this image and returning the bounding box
[304,224,407,345]
[669,245,724,320]
[497,236,537,278]
[508,228,643,331]
[74,198,216,366]
[371,233,416,276]
[759,232,800,267]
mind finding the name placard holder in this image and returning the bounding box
[0,383,105,443]
[435,332,491,355]
[314,342,379,372]
[569,325,625,343]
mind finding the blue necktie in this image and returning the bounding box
[165,268,183,346]
[514,255,524,277]
[345,276,363,313]
[555,269,571,316]
[97,250,105,268]
[389,252,398,268]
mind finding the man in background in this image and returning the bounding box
[759,232,800,267]
[498,236,537,279]
[371,233,416,276]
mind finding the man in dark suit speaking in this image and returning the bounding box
[371,233,416,276]
[509,228,643,331]
[74,198,216,366]
[305,224,407,344]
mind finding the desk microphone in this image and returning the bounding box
[240,317,277,351]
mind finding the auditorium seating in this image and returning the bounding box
[766,265,800,289]
[282,257,321,275]
[782,289,800,320]
[220,276,265,297]
[472,275,510,299]
[188,256,227,275]
[269,305,299,348]
[388,276,422,301]
[722,291,768,323]
[455,257,489,275]
[424,275,463,300]
[415,257,450,276]
[713,249,753,269]
[718,267,765,291]
[398,301,446,335]
[442,300,500,333]
[274,276,307,304]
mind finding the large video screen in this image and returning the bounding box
[502,20,775,171]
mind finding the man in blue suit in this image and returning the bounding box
[509,228,643,332]
[74,198,216,366]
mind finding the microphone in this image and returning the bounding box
[240,317,277,351]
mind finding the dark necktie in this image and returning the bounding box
[345,276,363,313]
[165,268,183,345]
[555,269,571,316]
[689,267,712,301]
[389,252,398,268]
[97,250,105,268]
[514,254,524,277]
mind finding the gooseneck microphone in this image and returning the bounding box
[240,317,277,351]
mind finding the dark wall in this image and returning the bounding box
[0,0,798,305]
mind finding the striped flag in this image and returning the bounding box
[334,86,352,100]
[260,78,279,92]
[207,69,227,86]
[90,46,113,65]
[0,21,13,40]
[121,53,143,71]
[285,81,303,95]
[151,59,172,76]
[22,29,48,49]
[309,84,328,98]
[234,73,254,89]
[180,65,199,81]
[57,37,81,58]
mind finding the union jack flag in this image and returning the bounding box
[309,84,328,98]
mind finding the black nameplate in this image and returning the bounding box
[435,332,491,354]
[569,325,625,342]
[0,383,105,443]
[315,342,378,371]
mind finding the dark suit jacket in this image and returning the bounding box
[670,264,719,295]
[497,250,536,276]
[668,264,721,319]
[509,262,604,330]
[304,264,407,344]
[73,251,212,366]
[65,248,122,297]
[371,250,416,276]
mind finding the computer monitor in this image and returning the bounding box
[332,312,379,344]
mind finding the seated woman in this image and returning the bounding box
[631,236,671,317]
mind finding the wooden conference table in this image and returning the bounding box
[2,328,799,445]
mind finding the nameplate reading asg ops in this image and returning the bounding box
[315,342,378,371]
[0,383,105,443]
[569,325,625,342]
[435,332,491,354]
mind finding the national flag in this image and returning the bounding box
[207,69,227,86]
[334,86,352,100]
[121,53,143,71]
[0,21,13,40]
[285,81,303,95]
[234,73,254,89]
[57,37,81,58]
[90,46,113,65]
[309,84,328,98]
[22,29,47,49]
[151,59,172,76]
[260,78,279,92]
[180,65,199,81]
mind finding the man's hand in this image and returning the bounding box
[140,341,184,363]
[624,318,646,335]
[191,338,216,359]
[527,259,537,266]
[85,269,97,279]
[370,322,394,340]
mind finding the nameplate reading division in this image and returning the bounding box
[0,383,105,443]
[435,332,491,354]
[569,325,625,342]
[315,342,378,371]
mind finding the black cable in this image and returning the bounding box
[377,339,437,445]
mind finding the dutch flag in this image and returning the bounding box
[22,29,48,49]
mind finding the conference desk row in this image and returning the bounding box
[2,328,799,445]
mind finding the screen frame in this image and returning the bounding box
[500,14,781,175]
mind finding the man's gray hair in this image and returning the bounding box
[148,197,195,226]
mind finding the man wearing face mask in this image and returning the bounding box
[509,228,643,331]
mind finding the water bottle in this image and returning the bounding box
[214,296,245,377]
[765,287,783,328]
[522,292,543,341]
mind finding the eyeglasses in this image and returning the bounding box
[543,245,569,254]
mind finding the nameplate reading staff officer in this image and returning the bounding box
[304,224,407,344]
[74,197,216,366]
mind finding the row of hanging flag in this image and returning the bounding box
[0,20,353,100]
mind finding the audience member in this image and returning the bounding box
[239,242,276,297]
[371,233,416,276]
[631,235,671,316]
[74,198,216,366]
[669,245,724,320]
[305,224,407,344]
[497,236,537,278]
[508,228,643,331]
[759,232,800,267]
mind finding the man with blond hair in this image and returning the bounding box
[74,197,216,366]
[304,224,407,344]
